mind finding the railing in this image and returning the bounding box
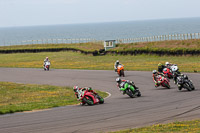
[1,33,200,46]
[116,33,200,44]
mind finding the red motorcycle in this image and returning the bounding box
[157,75,170,89]
[163,68,173,79]
[79,90,104,106]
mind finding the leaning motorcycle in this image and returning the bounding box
[177,74,195,91]
[44,61,50,71]
[79,90,104,106]
[121,86,141,98]
[117,64,125,77]
[157,75,170,89]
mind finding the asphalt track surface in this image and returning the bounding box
[0,68,199,133]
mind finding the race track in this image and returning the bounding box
[0,68,200,133]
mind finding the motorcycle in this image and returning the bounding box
[163,68,173,79]
[117,64,125,77]
[79,90,104,106]
[177,74,195,91]
[157,75,170,89]
[44,61,50,71]
[120,85,141,98]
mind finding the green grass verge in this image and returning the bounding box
[112,39,200,51]
[1,40,200,54]
[0,82,108,114]
[0,51,199,72]
[0,42,104,52]
[110,120,200,133]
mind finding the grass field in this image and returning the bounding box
[0,42,104,52]
[114,39,200,50]
[0,51,199,72]
[111,120,200,133]
[0,82,108,114]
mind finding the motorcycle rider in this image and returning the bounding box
[158,63,166,73]
[171,65,181,84]
[176,74,188,90]
[152,70,165,87]
[116,77,138,94]
[43,57,50,67]
[165,62,173,69]
[114,60,122,72]
[73,86,97,105]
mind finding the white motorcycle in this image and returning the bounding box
[44,61,50,71]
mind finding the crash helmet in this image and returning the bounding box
[165,62,169,66]
[158,63,162,67]
[163,68,167,72]
[116,77,121,83]
[183,75,188,79]
[73,86,79,92]
[152,70,157,74]
[116,60,119,65]
[46,57,49,60]
[171,65,178,72]
[88,87,92,91]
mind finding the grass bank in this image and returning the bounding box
[0,42,104,52]
[0,82,108,114]
[110,120,200,133]
[1,40,200,56]
[0,51,199,72]
[113,39,200,51]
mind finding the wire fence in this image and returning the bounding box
[116,33,200,44]
[1,33,200,46]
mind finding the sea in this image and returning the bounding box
[0,17,200,46]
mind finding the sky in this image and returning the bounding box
[0,0,200,27]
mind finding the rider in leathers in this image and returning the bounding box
[73,86,97,105]
[114,60,122,72]
[158,63,166,73]
[43,57,50,67]
[116,77,138,94]
[152,70,165,87]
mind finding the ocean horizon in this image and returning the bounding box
[0,17,200,46]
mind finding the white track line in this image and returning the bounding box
[104,92,111,99]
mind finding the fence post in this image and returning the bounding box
[190,33,192,39]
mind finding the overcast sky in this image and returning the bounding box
[0,0,200,27]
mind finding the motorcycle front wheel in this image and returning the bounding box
[120,70,125,77]
[163,82,170,89]
[96,95,104,104]
[82,97,94,105]
[126,89,134,98]
[183,83,192,91]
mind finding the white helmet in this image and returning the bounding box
[73,86,79,92]
[152,70,157,74]
[165,62,169,66]
[116,77,121,83]
[163,68,167,72]
[171,65,178,72]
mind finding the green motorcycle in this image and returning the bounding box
[118,82,141,98]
